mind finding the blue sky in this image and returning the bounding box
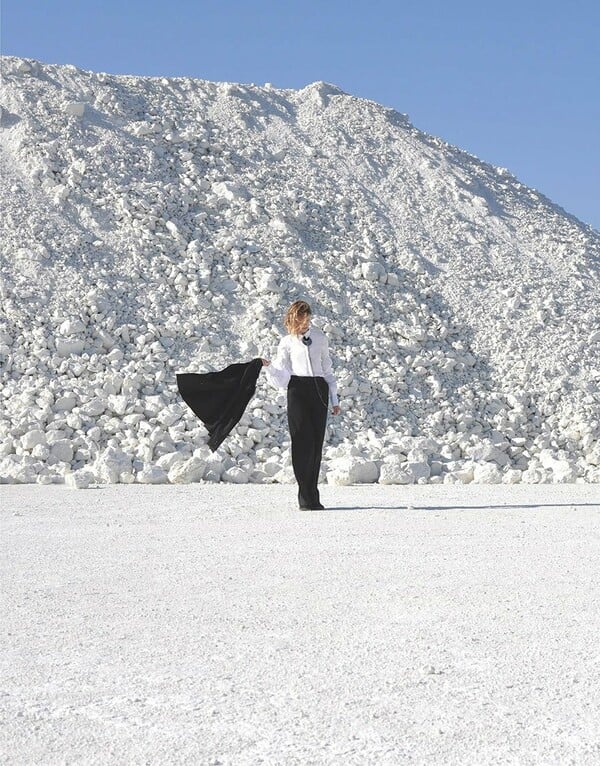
[2,0,599,230]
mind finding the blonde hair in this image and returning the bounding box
[284,300,312,334]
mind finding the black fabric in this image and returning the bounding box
[287,375,329,508]
[176,358,263,452]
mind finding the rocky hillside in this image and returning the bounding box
[1,56,599,485]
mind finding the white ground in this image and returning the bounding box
[2,483,600,765]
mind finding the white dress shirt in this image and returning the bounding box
[265,325,339,406]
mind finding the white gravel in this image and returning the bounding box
[2,483,600,765]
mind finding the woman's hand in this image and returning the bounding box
[331,405,341,416]
[261,358,270,366]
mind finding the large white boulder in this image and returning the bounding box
[156,452,186,471]
[107,395,129,416]
[94,447,133,483]
[473,462,504,483]
[469,443,511,467]
[222,466,250,484]
[54,394,78,412]
[538,449,578,483]
[21,429,47,449]
[327,457,379,485]
[49,439,74,464]
[168,456,206,483]
[137,465,168,484]
[0,455,42,484]
[379,460,430,485]
[502,469,523,484]
[65,469,96,489]
[443,463,475,484]
[521,464,548,483]
[81,397,107,416]
[157,404,184,427]
[56,338,85,356]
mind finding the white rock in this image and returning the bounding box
[268,217,295,236]
[59,319,86,335]
[156,452,186,471]
[0,455,41,484]
[168,456,206,483]
[586,466,600,482]
[137,465,168,484]
[212,181,248,202]
[65,469,95,489]
[157,404,183,427]
[107,395,129,416]
[502,468,523,484]
[263,460,281,477]
[588,330,600,344]
[37,473,58,485]
[271,467,296,484]
[444,463,475,484]
[46,430,68,446]
[32,444,50,460]
[521,465,548,483]
[49,440,74,463]
[15,60,33,74]
[94,447,132,483]
[82,397,107,416]
[378,462,407,484]
[327,457,379,485]
[65,102,86,117]
[248,469,268,483]
[221,466,249,483]
[538,449,578,483]
[361,261,386,281]
[54,394,78,412]
[203,454,225,482]
[379,460,430,485]
[21,430,47,449]
[469,443,510,467]
[56,338,85,356]
[473,462,504,483]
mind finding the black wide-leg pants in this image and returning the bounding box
[287,375,329,508]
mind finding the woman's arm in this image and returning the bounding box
[263,338,292,388]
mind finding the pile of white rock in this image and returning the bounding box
[1,57,599,486]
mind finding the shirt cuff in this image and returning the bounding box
[265,364,290,388]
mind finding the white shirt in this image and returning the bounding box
[265,326,339,406]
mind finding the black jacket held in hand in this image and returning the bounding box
[176,358,263,452]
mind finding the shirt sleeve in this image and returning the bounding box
[265,337,292,389]
[320,335,339,406]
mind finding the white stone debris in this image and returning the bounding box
[0,56,599,487]
[64,102,86,117]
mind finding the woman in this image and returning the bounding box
[262,300,341,510]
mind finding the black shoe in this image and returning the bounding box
[299,503,325,510]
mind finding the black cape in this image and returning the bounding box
[176,358,263,452]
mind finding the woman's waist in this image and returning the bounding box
[289,374,326,380]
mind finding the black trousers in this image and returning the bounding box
[287,375,329,508]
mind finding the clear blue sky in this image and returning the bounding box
[2,0,599,230]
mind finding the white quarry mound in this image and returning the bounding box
[1,56,599,486]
